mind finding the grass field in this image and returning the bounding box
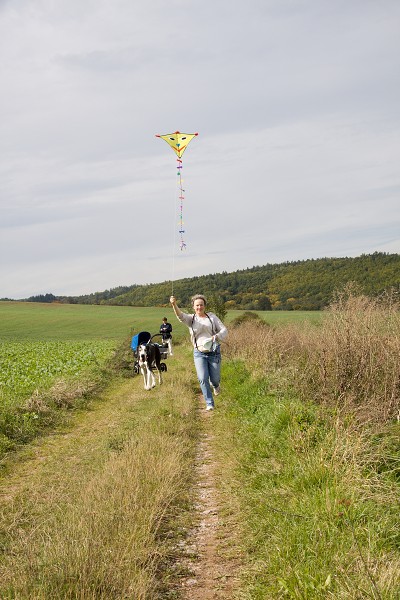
[0,302,179,341]
[0,297,398,597]
[0,301,322,341]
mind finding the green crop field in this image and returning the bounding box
[0,340,116,404]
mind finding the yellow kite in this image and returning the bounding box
[156,131,198,158]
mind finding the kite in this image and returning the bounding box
[156,131,198,250]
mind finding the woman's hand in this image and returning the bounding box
[170,296,181,318]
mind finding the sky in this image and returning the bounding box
[1,0,399,299]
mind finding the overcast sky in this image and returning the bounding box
[1,0,399,299]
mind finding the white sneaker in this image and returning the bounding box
[212,385,221,396]
[206,405,214,411]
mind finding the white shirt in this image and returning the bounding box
[177,311,228,352]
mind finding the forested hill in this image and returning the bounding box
[60,253,399,311]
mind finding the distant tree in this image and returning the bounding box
[207,293,227,321]
[256,295,272,310]
[26,293,57,303]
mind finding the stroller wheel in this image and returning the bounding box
[160,363,167,372]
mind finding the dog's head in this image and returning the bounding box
[138,344,148,365]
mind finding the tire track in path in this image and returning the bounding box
[180,399,241,599]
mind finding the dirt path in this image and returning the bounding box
[179,400,241,599]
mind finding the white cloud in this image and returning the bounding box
[0,0,399,298]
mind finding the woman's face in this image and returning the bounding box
[193,299,206,316]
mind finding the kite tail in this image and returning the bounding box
[170,158,186,295]
[177,158,186,251]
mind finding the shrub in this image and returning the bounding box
[230,311,268,328]
[226,290,400,424]
[298,289,400,423]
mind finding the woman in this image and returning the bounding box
[170,294,228,411]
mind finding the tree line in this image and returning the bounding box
[21,253,400,311]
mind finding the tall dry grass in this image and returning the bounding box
[303,289,400,423]
[226,288,400,424]
[0,373,197,599]
[1,436,190,599]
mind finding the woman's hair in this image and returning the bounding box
[191,294,207,306]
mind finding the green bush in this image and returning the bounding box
[230,311,268,328]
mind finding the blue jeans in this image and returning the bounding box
[193,347,221,408]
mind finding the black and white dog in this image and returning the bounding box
[138,343,163,390]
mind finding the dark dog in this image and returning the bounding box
[138,343,163,390]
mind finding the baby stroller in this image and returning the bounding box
[131,331,169,375]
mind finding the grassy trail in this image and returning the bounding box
[0,350,241,599]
